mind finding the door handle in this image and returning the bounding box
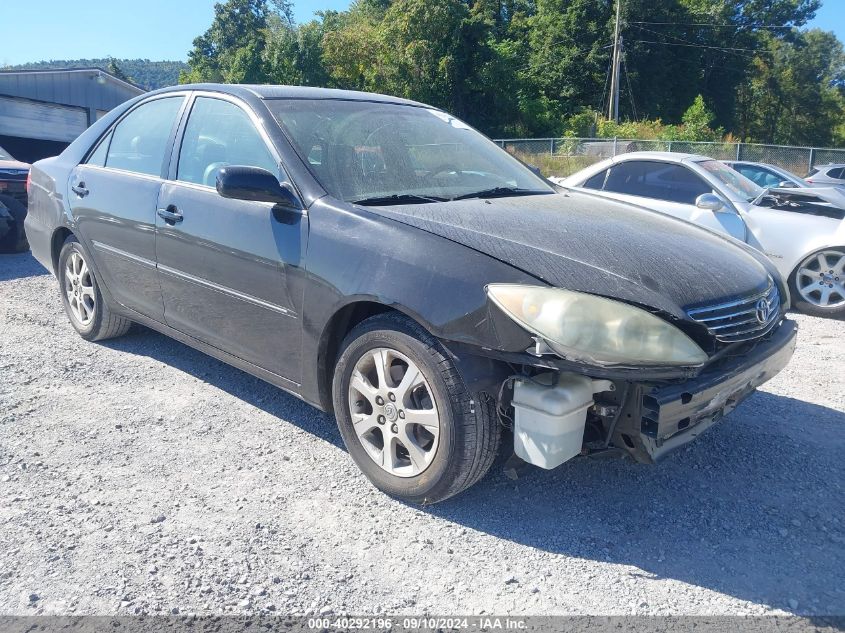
[157,205,183,224]
[71,182,89,197]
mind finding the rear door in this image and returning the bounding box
[582,160,747,241]
[67,94,187,320]
[155,94,306,384]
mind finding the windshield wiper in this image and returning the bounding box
[450,187,550,201]
[352,193,448,206]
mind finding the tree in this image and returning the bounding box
[181,0,272,83]
[523,0,612,132]
[175,0,845,145]
[679,94,717,140]
[106,58,133,83]
[738,29,845,145]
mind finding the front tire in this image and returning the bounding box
[789,248,845,319]
[58,236,132,341]
[332,313,500,504]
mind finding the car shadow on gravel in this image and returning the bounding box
[101,327,344,450]
[101,326,843,613]
[0,251,48,282]
[427,392,845,614]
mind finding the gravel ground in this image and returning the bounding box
[1,250,843,617]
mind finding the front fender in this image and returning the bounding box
[298,198,538,407]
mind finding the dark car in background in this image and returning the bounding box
[0,143,30,252]
[26,84,796,503]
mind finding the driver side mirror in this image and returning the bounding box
[216,165,301,208]
[695,193,726,212]
[778,180,797,188]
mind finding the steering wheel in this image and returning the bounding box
[427,164,463,178]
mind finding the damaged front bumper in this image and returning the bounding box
[619,318,798,463]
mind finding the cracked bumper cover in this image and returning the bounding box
[626,318,798,462]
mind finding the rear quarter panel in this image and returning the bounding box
[24,98,143,274]
[25,159,71,273]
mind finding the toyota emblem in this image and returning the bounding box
[755,298,770,324]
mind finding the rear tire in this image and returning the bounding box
[0,195,29,253]
[332,313,500,504]
[58,236,132,341]
[789,247,845,319]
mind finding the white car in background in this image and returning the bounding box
[556,152,845,318]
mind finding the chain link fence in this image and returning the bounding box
[494,137,845,179]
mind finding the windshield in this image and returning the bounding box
[769,165,804,186]
[0,144,12,161]
[698,160,763,202]
[265,99,552,203]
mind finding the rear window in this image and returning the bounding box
[583,169,608,190]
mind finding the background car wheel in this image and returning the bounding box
[332,313,500,504]
[0,195,29,253]
[789,248,845,319]
[58,236,132,341]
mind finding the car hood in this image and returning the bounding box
[364,191,772,320]
[759,187,845,219]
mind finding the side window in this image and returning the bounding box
[828,167,845,179]
[583,169,608,190]
[105,97,184,177]
[760,169,784,187]
[177,97,279,187]
[738,166,778,188]
[605,161,710,205]
[86,132,111,167]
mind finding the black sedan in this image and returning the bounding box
[26,85,797,503]
[0,143,30,252]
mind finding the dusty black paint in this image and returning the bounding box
[25,83,792,419]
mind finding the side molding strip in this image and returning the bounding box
[91,240,297,318]
[158,264,297,318]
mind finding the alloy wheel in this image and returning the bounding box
[348,347,440,478]
[795,250,845,309]
[64,251,96,326]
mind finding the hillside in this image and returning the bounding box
[1,59,188,90]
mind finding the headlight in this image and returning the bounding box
[487,284,708,366]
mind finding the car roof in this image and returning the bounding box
[728,161,791,171]
[612,151,712,163]
[149,83,434,109]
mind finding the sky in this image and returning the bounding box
[1,0,843,67]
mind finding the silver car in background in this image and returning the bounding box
[806,164,845,187]
[557,152,845,318]
[725,160,813,189]
[724,160,845,209]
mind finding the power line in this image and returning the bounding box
[630,24,769,60]
[629,39,769,57]
[628,21,796,29]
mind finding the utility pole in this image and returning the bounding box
[608,0,622,123]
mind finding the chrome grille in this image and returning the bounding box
[687,282,781,343]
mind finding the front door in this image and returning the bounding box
[155,95,306,383]
[589,160,747,241]
[68,95,187,320]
